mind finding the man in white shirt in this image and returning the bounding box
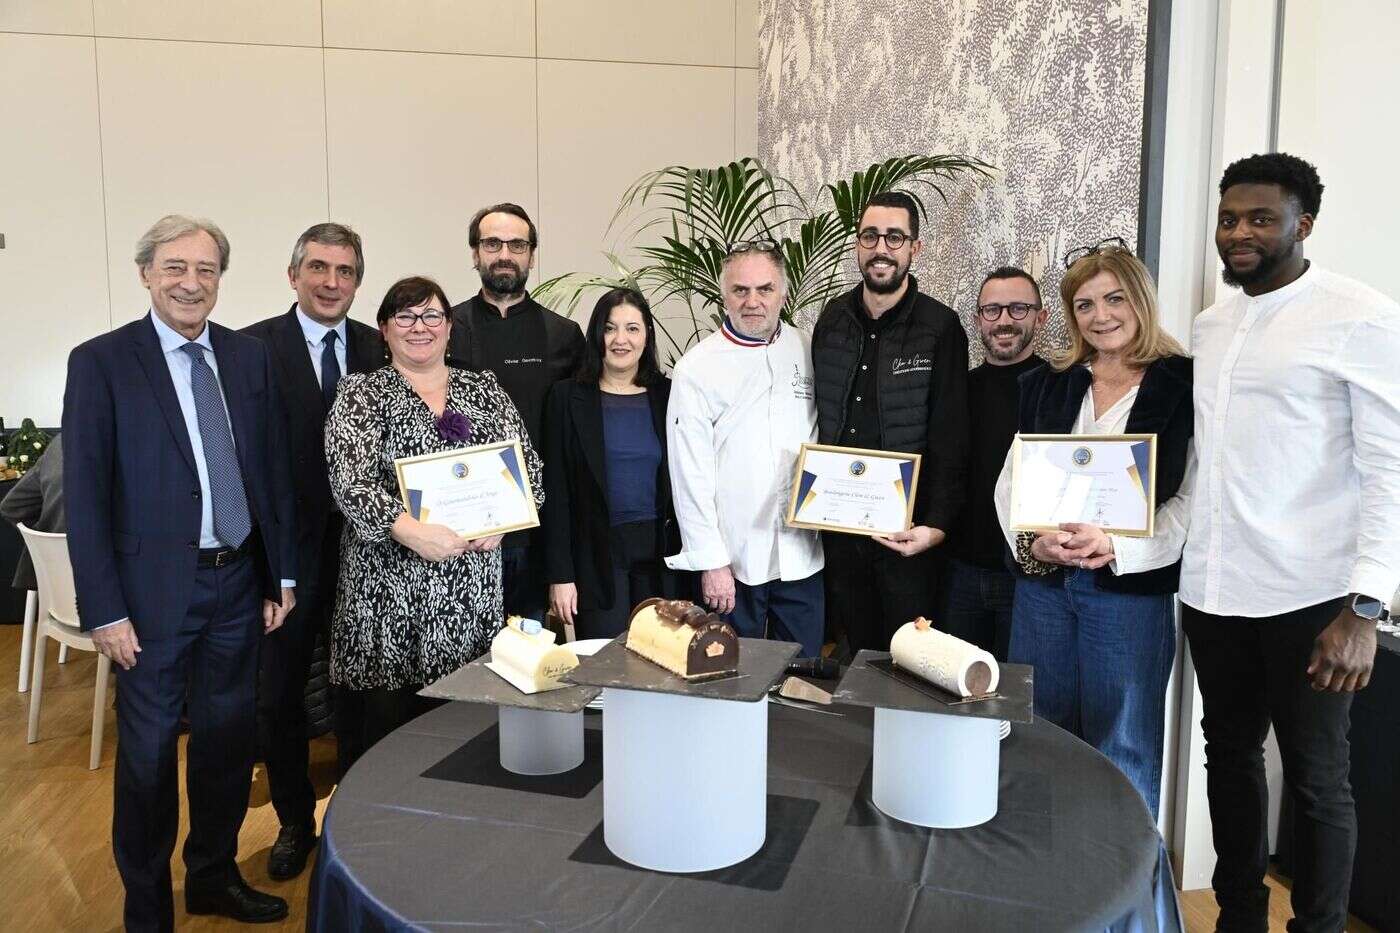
[665,244,825,656]
[1183,153,1400,932]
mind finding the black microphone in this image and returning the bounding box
[784,656,840,680]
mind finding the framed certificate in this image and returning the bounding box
[1009,433,1157,537]
[785,443,921,536]
[394,439,540,540]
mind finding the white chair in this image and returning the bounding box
[19,524,112,770]
[18,590,37,692]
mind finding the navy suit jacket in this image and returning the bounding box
[62,313,297,635]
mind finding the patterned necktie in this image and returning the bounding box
[180,343,252,548]
[321,329,341,409]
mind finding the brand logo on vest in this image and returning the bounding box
[891,355,932,375]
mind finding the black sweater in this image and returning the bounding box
[950,355,1045,569]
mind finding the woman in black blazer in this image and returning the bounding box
[994,243,1194,821]
[543,288,688,638]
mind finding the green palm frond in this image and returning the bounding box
[545,152,994,349]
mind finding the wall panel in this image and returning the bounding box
[322,0,535,57]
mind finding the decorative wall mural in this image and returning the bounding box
[758,0,1150,363]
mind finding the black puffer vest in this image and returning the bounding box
[812,277,962,453]
[1013,354,1194,595]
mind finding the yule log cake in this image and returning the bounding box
[486,616,579,694]
[889,617,1000,698]
[625,598,739,680]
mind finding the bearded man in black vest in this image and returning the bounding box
[811,191,969,655]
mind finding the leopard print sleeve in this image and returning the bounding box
[326,370,405,544]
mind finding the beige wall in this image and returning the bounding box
[0,0,760,426]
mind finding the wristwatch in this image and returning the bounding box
[1350,593,1391,623]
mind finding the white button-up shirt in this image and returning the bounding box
[665,319,824,586]
[1182,265,1400,616]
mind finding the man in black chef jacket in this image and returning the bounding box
[447,203,585,621]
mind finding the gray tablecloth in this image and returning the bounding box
[310,698,1181,932]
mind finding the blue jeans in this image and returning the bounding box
[940,558,1016,662]
[1008,570,1175,819]
[726,572,825,658]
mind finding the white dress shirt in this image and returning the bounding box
[664,320,824,586]
[1182,264,1400,616]
[294,304,348,385]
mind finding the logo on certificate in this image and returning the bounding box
[1071,447,1093,467]
[451,462,469,479]
[849,460,867,476]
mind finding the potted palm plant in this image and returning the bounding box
[534,154,994,362]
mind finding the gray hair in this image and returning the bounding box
[289,222,365,283]
[720,246,788,297]
[134,214,230,272]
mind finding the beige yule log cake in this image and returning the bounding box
[625,597,740,679]
[889,617,1000,698]
[485,616,579,694]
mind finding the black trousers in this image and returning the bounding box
[822,532,938,657]
[1182,598,1355,933]
[114,553,261,933]
[256,515,341,832]
[334,685,442,778]
[574,520,662,640]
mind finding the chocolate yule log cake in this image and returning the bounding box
[625,597,740,680]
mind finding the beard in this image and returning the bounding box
[1219,243,1289,288]
[981,325,1036,362]
[860,256,911,295]
[479,259,528,296]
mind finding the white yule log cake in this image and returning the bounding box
[889,617,1000,698]
[486,616,579,694]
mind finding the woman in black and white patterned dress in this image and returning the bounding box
[326,276,543,766]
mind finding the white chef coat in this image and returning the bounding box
[664,319,824,586]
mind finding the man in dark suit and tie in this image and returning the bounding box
[242,222,382,877]
[63,214,298,930]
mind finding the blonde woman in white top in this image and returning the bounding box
[993,242,1193,819]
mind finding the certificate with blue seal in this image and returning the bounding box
[1009,433,1157,537]
[785,443,921,536]
[394,439,539,540]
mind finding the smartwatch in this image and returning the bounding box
[1350,593,1391,623]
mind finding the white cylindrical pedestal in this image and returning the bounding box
[497,706,584,776]
[872,706,1000,828]
[603,688,767,872]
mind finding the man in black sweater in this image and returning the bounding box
[941,266,1047,660]
[448,203,585,621]
[811,191,969,655]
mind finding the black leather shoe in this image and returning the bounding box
[268,823,318,881]
[186,879,289,923]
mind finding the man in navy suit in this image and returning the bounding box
[242,223,382,878]
[63,214,298,930]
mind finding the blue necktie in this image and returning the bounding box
[180,343,252,548]
[320,330,341,409]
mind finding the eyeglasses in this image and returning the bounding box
[726,240,780,256]
[976,302,1041,322]
[391,309,448,328]
[856,229,913,250]
[1063,236,1132,269]
[478,237,532,254]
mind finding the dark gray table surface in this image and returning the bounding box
[310,696,1179,932]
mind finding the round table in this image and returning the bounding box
[310,698,1180,932]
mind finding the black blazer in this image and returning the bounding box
[1015,354,1193,595]
[541,378,686,612]
[0,434,65,591]
[62,314,297,633]
[242,306,384,580]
